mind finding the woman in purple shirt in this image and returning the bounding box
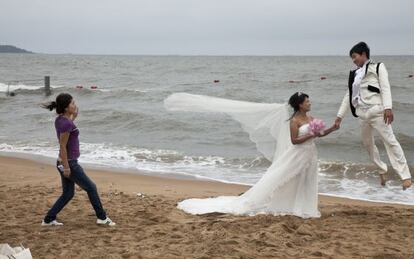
[41,93,115,226]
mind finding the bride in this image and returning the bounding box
[164,92,338,218]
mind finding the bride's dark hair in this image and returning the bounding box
[288,92,309,120]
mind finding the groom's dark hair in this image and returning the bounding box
[349,42,370,59]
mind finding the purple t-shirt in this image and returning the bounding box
[55,116,80,160]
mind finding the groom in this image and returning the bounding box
[335,42,412,190]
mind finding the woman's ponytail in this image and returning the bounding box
[42,101,57,111]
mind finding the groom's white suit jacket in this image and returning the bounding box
[337,61,392,118]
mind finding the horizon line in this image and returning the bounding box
[3,52,414,57]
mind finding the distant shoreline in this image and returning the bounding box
[0,45,33,53]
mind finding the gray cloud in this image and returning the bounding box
[1,0,413,55]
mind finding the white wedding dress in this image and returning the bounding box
[164,93,320,218]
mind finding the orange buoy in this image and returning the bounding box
[320,76,327,80]
[91,86,98,89]
[288,80,295,83]
[214,80,220,83]
[76,85,83,89]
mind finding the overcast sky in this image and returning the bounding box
[1,0,413,55]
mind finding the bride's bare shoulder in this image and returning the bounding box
[289,117,299,127]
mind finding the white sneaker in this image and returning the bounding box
[96,217,116,226]
[41,220,63,226]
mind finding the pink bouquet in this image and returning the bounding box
[309,119,326,135]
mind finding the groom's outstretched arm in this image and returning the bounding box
[335,92,350,127]
[337,91,350,118]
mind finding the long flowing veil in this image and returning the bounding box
[164,93,292,162]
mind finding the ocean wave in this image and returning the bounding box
[395,132,414,148]
[0,82,64,93]
[390,84,413,90]
[0,142,264,174]
[73,87,150,95]
[318,131,414,151]
[0,143,409,177]
[0,82,152,97]
[1,142,413,205]
[393,101,414,112]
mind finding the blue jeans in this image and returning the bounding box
[44,160,107,223]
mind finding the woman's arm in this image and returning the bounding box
[290,119,315,145]
[59,132,71,177]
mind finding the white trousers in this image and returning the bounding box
[356,105,411,180]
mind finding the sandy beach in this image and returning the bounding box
[1,155,414,258]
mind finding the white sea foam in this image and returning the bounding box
[0,82,64,92]
[0,142,413,205]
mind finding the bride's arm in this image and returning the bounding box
[318,124,339,137]
[290,119,315,145]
